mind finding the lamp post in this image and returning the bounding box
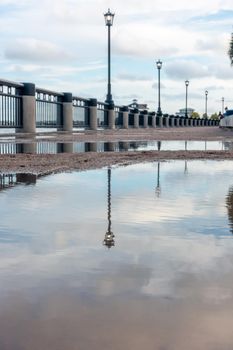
[156,59,163,117]
[185,80,189,118]
[205,90,208,118]
[222,97,224,114]
[104,9,115,105]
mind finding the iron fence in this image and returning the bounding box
[97,102,108,128]
[36,89,63,128]
[73,97,89,128]
[114,106,123,127]
[0,80,22,128]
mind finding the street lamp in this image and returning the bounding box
[222,97,225,114]
[185,80,189,118]
[104,8,115,105]
[156,59,163,117]
[205,90,208,118]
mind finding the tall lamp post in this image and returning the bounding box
[156,59,163,116]
[104,9,115,105]
[205,90,208,118]
[185,80,189,118]
[222,97,225,114]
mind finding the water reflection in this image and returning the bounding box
[103,168,115,248]
[155,162,161,197]
[226,187,233,234]
[155,141,161,197]
[0,139,232,154]
[0,173,37,189]
[0,161,233,349]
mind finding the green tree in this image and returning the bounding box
[191,111,200,119]
[210,113,218,120]
[228,32,233,66]
[202,113,208,119]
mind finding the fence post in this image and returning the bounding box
[151,112,156,127]
[170,116,175,127]
[165,116,169,127]
[89,98,97,130]
[108,104,115,129]
[62,92,73,132]
[121,106,129,129]
[21,83,36,133]
[158,115,163,128]
[22,143,36,154]
[143,110,148,128]
[133,109,139,128]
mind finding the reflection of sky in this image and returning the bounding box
[0,160,233,349]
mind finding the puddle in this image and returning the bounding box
[0,160,233,349]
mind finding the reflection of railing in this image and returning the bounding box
[0,173,37,190]
[0,174,16,188]
[0,140,230,155]
[0,80,22,128]
[36,89,63,128]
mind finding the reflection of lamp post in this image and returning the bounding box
[155,162,161,197]
[222,97,225,114]
[185,80,189,118]
[156,59,163,117]
[103,167,115,248]
[104,9,115,105]
[205,90,208,117]
[184,160,188,174]
[157,140,161,151]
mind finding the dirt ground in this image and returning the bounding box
[0,126,233,175]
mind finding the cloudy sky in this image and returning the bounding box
[0,0,233,115]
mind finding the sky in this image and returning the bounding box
[0,0,233,115]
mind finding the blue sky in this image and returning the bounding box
[0,0,233,115]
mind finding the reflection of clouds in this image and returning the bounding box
[94,263,152,296]
[1,282,233,350]
[0,162,233,348]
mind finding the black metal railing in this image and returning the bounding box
[36,88,63,128]
[73,96,89,128]
[97,102,108,128]
[114,106,123,127]
[0,79,22,128]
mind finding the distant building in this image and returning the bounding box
[128,99,148,110]
[176,107,195,118]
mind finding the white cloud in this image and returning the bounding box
[0,0,233,113]
[5,38,74,63]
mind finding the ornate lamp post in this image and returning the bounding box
[156,59,163,117]
[104,9,115,105]
[205,90,208,118]
[185,80,189,118]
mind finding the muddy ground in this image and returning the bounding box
[0,127,233,175]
